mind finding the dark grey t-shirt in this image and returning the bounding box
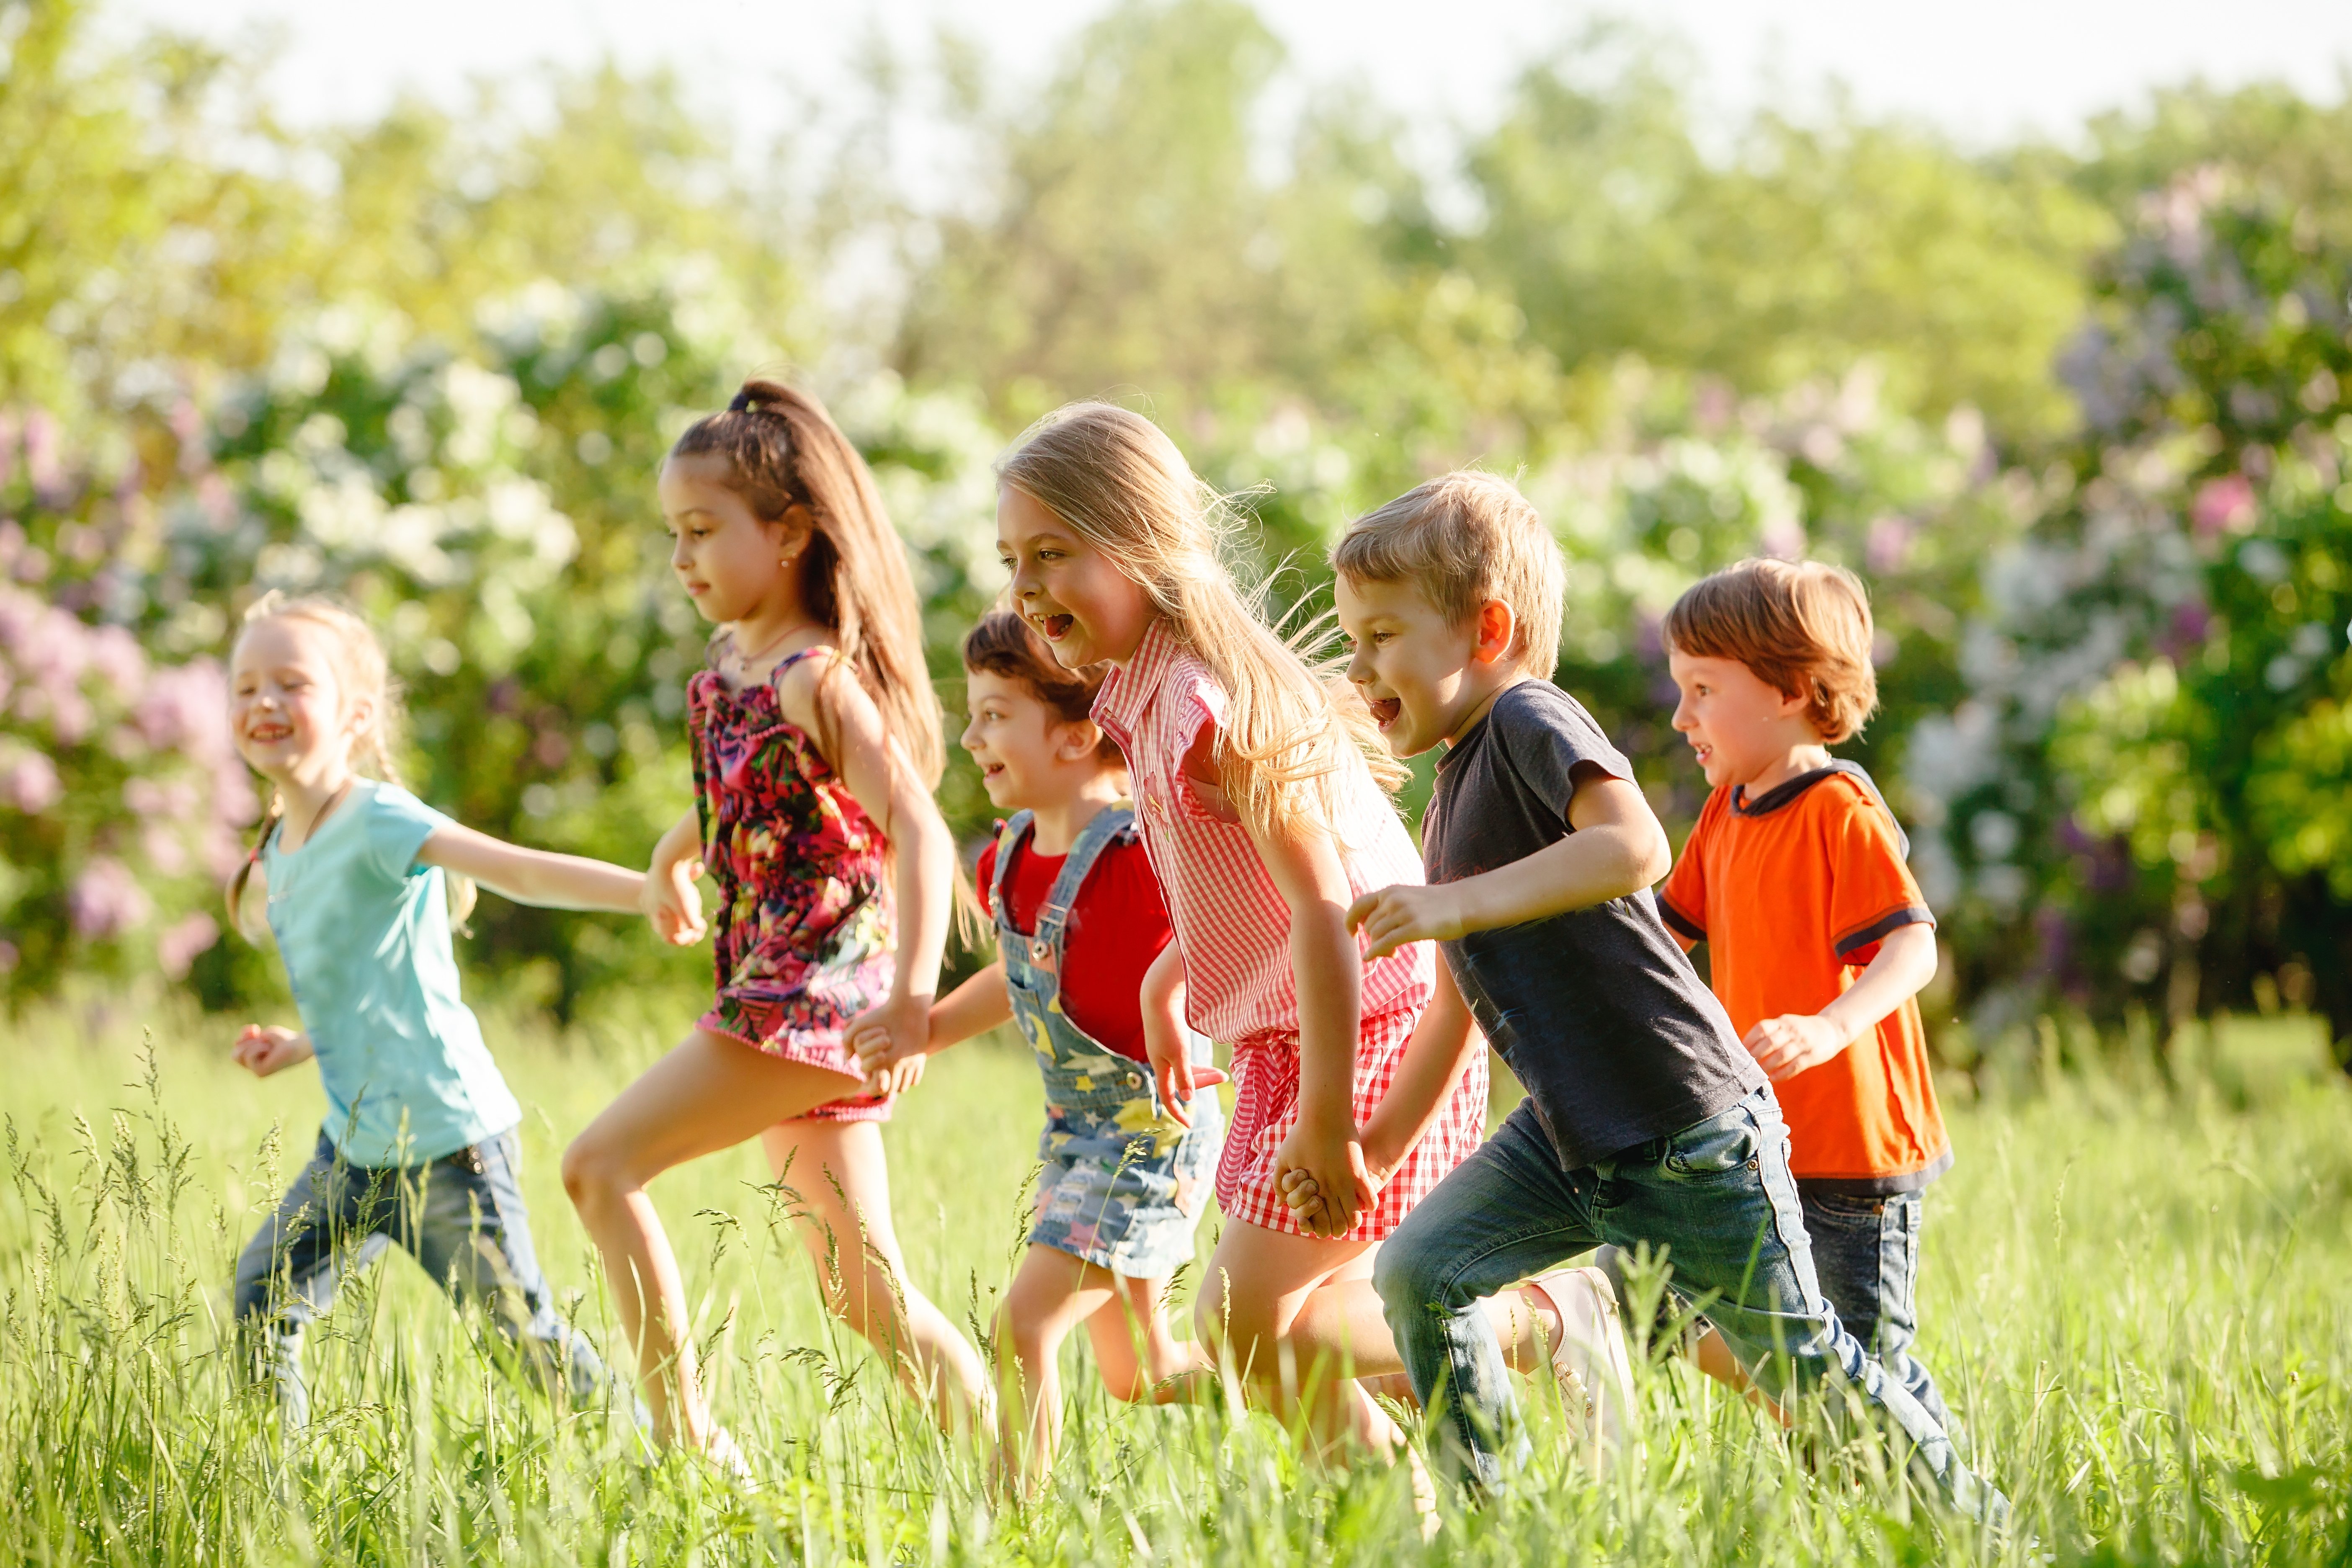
[1423,681,1767,1170]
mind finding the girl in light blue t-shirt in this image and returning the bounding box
[223,592,647,1432]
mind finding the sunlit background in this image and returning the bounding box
[6,0,2352,1081]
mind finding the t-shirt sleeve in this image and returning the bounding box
[1658,795,1715,944]
[975,840,999,918]
[364,785,453,884]
[1492,686,1636,823]
[1826,790,1935,965]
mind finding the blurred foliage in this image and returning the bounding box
[1914,174,2352,1064]
[3,0,2351,1069]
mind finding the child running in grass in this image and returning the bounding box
[561,381,987,1467]
[854,610,1224,1491]
[1329,473,2006,1526]
[1647,558,1957,1431]
[987,401,1496,1460]
[224,593,646,1433]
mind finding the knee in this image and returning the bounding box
[995,1309,1056,1372]
[560,1132,627,1212]
[1371,1235,1441,1317]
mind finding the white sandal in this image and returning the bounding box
[1526,1266,1639,1469]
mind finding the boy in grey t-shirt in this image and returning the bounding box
[1308,473,2005,1528]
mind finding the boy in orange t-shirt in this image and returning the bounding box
[1651,557,1955,1431]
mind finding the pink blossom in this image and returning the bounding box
[1866,515,1914,574]
[23,410,64,501]
[140,821,190,877]
[1,752,61,813]
[69,858,152,939]
[212,761,260,828]
[126,776,200,819]
[2190,473,2257,537]
[157,911,219,980]
[135,660,232,761]
[0,583,40,652]
[1760,516,1808,560]
[202,820,251,880]
[0,519,21,572]
[87,624,147,697]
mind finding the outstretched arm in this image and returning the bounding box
[1350,764,1671,959]
[418,824,645,912]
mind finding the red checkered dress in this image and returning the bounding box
[1093,621,1488,1240]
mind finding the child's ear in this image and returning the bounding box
[1473,598,1518,665]
[1054,718,1104,762]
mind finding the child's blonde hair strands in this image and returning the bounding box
[998,402,1403,849]
[227,591,477,939]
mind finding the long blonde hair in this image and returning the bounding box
[226,592,477,939]
[996,402,1403,848]
[670,379,946,792]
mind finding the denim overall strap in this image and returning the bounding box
[990,810,1034,933]
[1028,805,1136,960]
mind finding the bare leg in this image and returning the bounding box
[1278,1279,1560,1410]
[994,1245,1109,1494]
[561,1029,891,1447]
[1694,1325,1787,1422]
[1192,1222,1402,1457]
[995,1244,1215,1493]
[1082,1269,1216,1403]
[758,1119,989,1434]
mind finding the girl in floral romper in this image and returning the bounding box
[564,380,987,1467]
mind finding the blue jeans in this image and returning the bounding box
[1799,1188,1952,1433]
[1375,1090,2004,1526]
[232,1129,617,1430]
[1599,1185,1956,1435]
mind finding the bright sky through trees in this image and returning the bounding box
[116,0,2352,148]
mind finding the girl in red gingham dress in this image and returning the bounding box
[993,403,1489,1458]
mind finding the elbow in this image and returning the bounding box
[1638,826,1673,889]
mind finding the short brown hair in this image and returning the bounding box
[1331,471,1565,677]
[1662,558,1879,743]
[961,611,1121,763]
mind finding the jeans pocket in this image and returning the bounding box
[1663,1109,1761,1176]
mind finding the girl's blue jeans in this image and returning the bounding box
[232,1129,618,1430]
[1373,1088,2005,1527]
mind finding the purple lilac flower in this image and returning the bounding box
[1,753,61,813]
[69,858,152,939]
[2190,474,2256,537]
[157,911,219,980]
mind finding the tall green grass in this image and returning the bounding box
[3,1001,2345,1565]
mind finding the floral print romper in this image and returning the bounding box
[689,642,894,1121]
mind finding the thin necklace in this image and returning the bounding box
[732,619,821,671]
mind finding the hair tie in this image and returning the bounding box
[727,389,758,414]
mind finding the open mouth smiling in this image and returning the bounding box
[1367,696,1402,729]
[1033,612,1074,641]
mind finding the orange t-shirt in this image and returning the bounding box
[1658,763,1951,1192]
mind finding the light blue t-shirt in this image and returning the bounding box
[262,780,521,1166]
